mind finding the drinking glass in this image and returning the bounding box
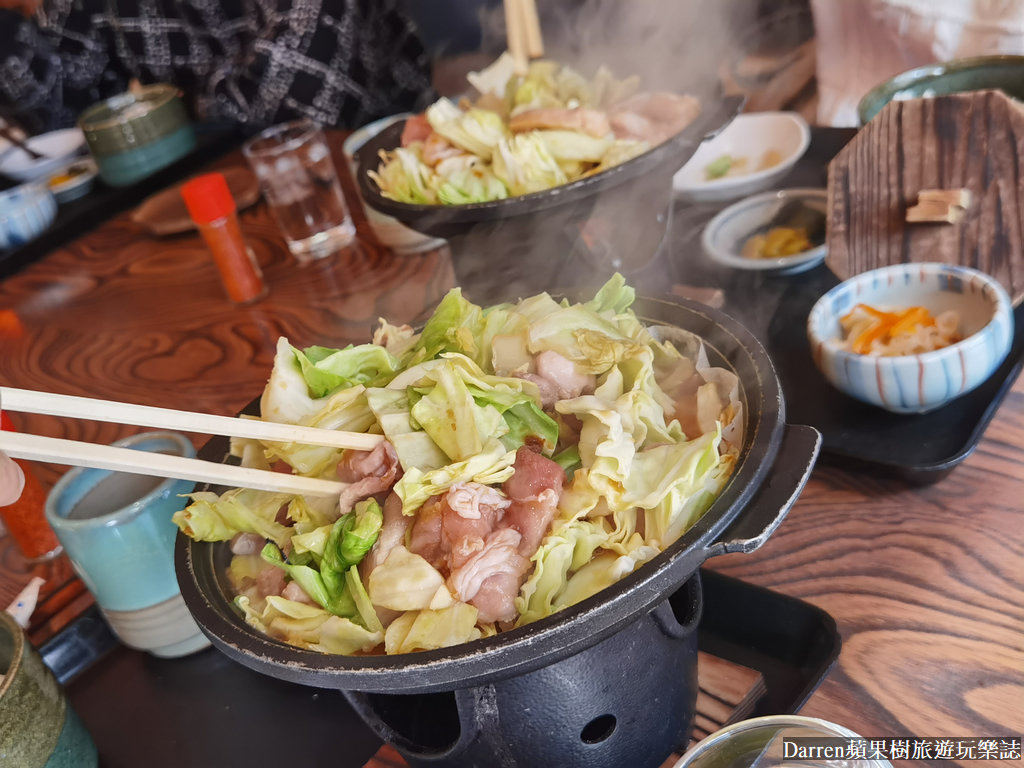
[674,715,893,768]
[242,120,358,262]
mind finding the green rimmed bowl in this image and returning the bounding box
[78,83,196,187]
[858,55,1024,125]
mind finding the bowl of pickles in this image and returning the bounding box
[701,187,827,275]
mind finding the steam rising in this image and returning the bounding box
[435,0,794,305]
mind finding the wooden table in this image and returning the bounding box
[0,131,1021,768]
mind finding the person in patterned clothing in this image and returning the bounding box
[0,0,435,133]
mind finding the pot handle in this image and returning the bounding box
[704,424,821,557]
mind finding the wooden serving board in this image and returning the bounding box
[826,89,1024,306]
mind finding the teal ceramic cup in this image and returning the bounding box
[0,610,97,768]
[44,431,210,658]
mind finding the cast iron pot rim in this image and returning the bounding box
[175,294,783,692]
[354,94,744,229]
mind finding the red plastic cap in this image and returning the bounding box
[181,173,237,224]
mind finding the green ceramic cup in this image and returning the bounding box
[0,611,97,768]
[857,55,1024,125]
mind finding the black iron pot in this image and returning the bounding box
[353,96,744,303]
[175,296,820,768]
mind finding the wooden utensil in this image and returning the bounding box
[504,0,543,75]
[0,125,45,161]
[0,385,384,496]
[826,89,1024,306]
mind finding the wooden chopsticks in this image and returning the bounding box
[505,0,544,75]
[0,387,383,497]
[0,387,382,450]
[0,431,347,497]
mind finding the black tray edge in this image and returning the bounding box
[697,568,841,720]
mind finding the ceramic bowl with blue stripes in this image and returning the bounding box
[0,180,57,250]
[807,263,1014,414]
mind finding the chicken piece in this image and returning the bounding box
[471,571,530,624]
[408,495,447,569]
[534,350,595,400]
[401,114,432,146]
[447,527,530,623]
[282,580,316,605]
[515,350,595,409]
[421,132,464,166]
[442,482,510,553]
[515,373,561,409]
[609,92,701,145]
[509,107,611,138]
[230,532,265,555]
[362,492,413,577]
[336,440,400,515]
[256,566,286,599]
[502,446,565,557]
[609,111,655,143]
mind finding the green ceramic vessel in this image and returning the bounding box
[858,55,1024,125]
[78,83,196,187]
[0,611,97,767]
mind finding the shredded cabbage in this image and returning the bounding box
[175,273,740,655]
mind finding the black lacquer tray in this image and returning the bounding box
[41,569,841,768]
[649,127,1023,483]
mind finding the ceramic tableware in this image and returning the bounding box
[807,263,1014,413]
[673,112,810,203]
[44,431,210,657]
[702,188,827,274]
[79,84,196,187]
[673,715,892,768]
[857,54,1024,125]
[0,180,57,250]
[0,610,97,767]
[0,129,86,183]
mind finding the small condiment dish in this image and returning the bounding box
[0,127,87,182]
[807,263,1014,414]
[0,179,57,250]
[702,188,827,274]
[48,157,98,204]
[673,111,810,203]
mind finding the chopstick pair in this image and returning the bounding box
[505,0,544,75]
[0,387,384,498]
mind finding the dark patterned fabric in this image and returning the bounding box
[0,0,434,132]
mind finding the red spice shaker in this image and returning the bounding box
[0,412,62,561]
[181,172,268,305]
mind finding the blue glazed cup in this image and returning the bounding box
[0,610,97,768]
[44,431,210,657]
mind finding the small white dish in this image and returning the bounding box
[807,263,1014,414]
[673,112,810,203]
[48,157,98,204]
[0,179,57,250]
[702,188,827,275]
[0,128,87,182]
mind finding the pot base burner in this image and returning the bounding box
[42,570,841,768]
[345,575,702,768]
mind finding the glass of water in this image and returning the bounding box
[242,120,358,262]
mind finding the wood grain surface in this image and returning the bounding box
[827,90,1024,305]
[0,131,1021,768]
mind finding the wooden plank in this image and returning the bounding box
[826,90,1024,305]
